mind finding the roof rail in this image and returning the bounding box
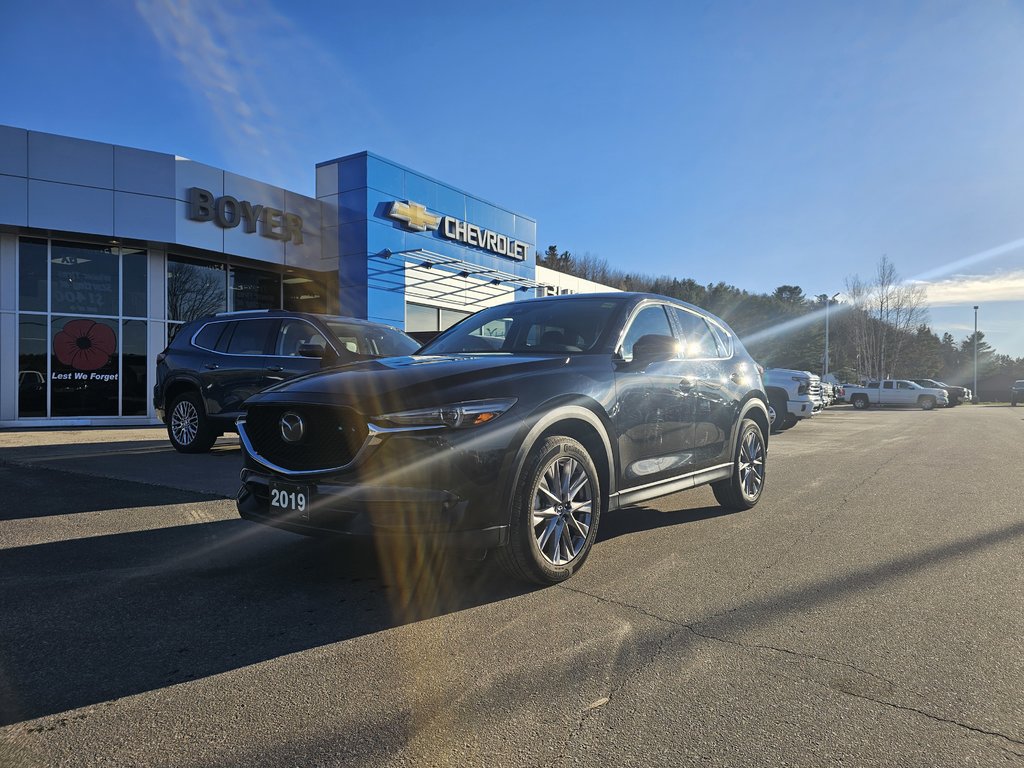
[214,309,274,316]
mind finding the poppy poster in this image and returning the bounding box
[50,317,119,416]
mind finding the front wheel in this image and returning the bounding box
[498,436,601,585]
[712,419,766,511]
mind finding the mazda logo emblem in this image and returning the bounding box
[279,412,305,443]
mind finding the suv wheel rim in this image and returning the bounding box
[532,456,593,566]
[171,400,199,446]
[738,428,765,501]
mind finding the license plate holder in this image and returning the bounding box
[269,481,312,521]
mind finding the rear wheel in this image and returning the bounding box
[851,395,869,410]
[919,396,936,411]
[167,392,218,453]
[498,436,601,585]
[712,419,766,511]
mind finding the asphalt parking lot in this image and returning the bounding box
[1,404,1022,767]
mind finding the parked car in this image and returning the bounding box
[1012,380,1024,406]
[235,293,770,585]
[845,380,948,410]
[911,378,970,406]
[154,310,421,453]
[762,368,821,431]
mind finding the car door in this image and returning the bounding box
[204,318,276,416]
[613,302,696,490]
[897,380,918,404]
[669,307,734,470]
[263,318,334,386]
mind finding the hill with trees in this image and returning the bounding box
[536,246,1023,400]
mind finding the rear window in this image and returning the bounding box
[193,322,229,351]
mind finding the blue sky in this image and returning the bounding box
[2,0,1022,355]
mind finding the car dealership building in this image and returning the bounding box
[0,125,615,427]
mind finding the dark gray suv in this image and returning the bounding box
[154,310,420,452]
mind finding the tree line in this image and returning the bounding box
[536,246,1024,399]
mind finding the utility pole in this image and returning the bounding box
[973,305,979,403]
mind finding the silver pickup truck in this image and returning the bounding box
[845,380,948,410]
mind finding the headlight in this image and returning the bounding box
[372,398,517,429]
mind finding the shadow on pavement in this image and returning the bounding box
[0,517,531,726]
[0,465,222,520]
[598,504,734,542]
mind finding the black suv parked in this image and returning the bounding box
[154,310,419,453]
[911,378,968,406]
[236,293,770,584]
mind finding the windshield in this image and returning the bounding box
[325,321,420,358]
[420,298,625,355]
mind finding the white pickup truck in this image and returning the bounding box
[763,368,822,431]
[845,380,949,410]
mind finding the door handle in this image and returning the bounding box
[679,377,695,390]
[266,365,284,373]
[203,363,219,370]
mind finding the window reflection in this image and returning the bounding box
[167,255,227,322]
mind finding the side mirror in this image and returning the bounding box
[630,334,679,365]
[298,343,324,358]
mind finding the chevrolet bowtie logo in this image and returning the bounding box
[387,200,441,232]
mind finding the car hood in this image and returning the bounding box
[248,353,575,412]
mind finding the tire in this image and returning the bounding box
[851,395,869,410]
[712,419,766,511]
[167,391,218,453]
[767,390,787,434]
[779,413,798,430]
[919,396,935,411]
[498,436,601,585]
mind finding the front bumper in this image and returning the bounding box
[237,468,507,548]
[787,399,816,420]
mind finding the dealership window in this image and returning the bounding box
[406,302,471,333]
[283,270,339,315]
[17,237,148,419]
[231,266,281,311]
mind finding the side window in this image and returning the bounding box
[671,308,720,359]
[897,381,912,390]
[620,304,674,361]
[225,319,275,355]
[867,382,879,389]
[883,381,894,390]
[275,319,327,356]
[193,322,228,351]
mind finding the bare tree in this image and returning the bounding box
[844,256,927,380]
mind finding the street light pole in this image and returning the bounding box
[824,292,840,378]
[973,305,979,403]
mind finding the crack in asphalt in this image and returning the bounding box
[830,689,1024,750]
[554,583,1023,754]
[738,451,898,596]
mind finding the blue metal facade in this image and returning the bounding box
[316,152,537,327]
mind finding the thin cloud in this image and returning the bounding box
[133,0,391,191]
[914,271,1024,307]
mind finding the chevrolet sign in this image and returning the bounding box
[387,200,528,261]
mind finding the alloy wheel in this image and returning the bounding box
[532,456,594,566]
[171,400,199,446]
[738,428,765,501]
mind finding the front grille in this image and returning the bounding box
[243,403,368,472]
[808,377,822,399]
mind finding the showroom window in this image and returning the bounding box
[17,238,148,418]
[406,302,471,333]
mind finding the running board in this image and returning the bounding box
[610,463,733,510]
